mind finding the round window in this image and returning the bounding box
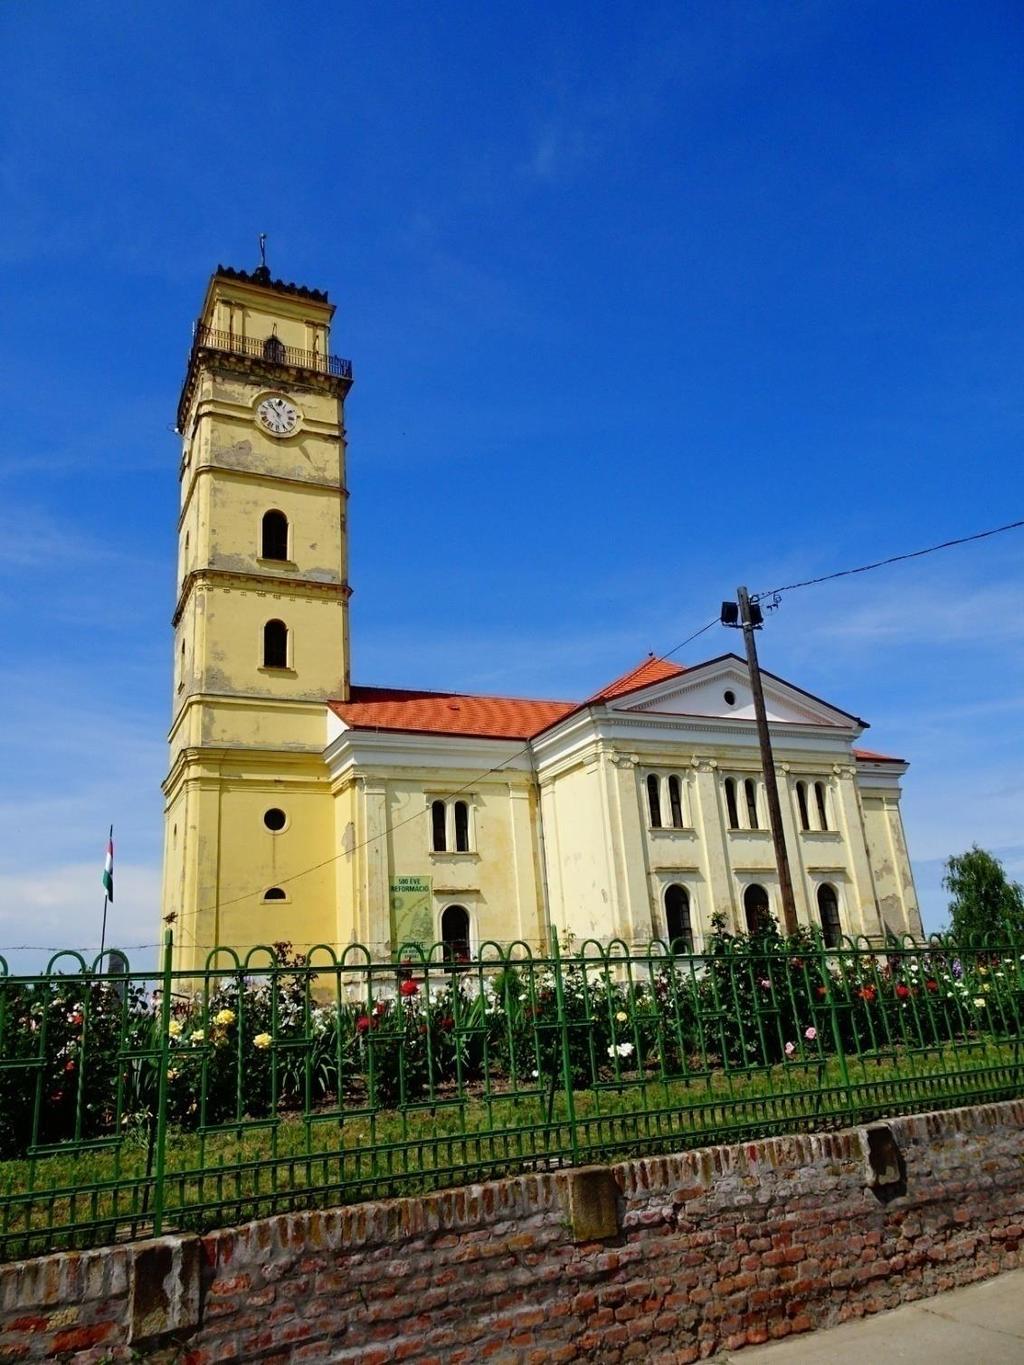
[264,808,287,832]
[724,690,736,706]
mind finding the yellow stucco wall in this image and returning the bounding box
[324,769,547,957]
[164,271,350,971]
[543,742,918,951]
[861,793,923,938]
[162,267,922,968]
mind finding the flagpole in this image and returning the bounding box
[100,824,113,962]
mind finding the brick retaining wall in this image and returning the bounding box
[3,1099,1024,1362]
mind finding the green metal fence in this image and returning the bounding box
[1,926,1023,1261]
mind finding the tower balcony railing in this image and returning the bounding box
[191,323,353,379]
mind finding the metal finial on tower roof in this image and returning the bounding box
[258,233,268,269]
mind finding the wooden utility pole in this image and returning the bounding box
[737,586,799,936]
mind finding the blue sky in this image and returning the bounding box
[1,1,1022,964]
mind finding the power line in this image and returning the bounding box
[200,738,538,915]
[660,617,719,661]
[180,514,1024,929]
[188,614,724,921]
[0,943,163,955]
[754,516,1024,602]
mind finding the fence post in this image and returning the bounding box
[549,927,579,1165]
[821,939,854,1122]
[152,929,173,1236]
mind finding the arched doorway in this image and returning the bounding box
[664,885,694,954]
[817,884,842,948]
[744,884,771,936]
[441,904,471,963]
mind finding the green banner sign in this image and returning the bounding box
[389,875,434,949]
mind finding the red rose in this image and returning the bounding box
[400,979,419,998]
[64,1060,76,1073]
[895,983,910,1000]
[815,985,828,999]
[858,985,877,1003]
[439,1016,455,1032]
[355,1014,371,1034]
[925,979,938,993]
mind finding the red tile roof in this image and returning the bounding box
[329,686,574,740]
[853,747,905,764]
[330,656,688,740]
[589,655,686,700]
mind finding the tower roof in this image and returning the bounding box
[213,263,330,304]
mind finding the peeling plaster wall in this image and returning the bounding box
[862,795,921,936]
[163,272,350,968]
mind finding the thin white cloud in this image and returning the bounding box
[0,861,162,970]
[820,582,1024,647]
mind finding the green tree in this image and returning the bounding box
[943,846,1024,941]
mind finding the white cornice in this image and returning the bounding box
[855,762,907,793]
[531,705,862,775]
[324,722,534,779]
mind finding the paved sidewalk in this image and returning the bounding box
[712,1269,1024,1363]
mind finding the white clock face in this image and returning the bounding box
[257,397,300,437]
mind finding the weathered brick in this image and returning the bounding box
[50,1322,114,1353]
[0,1100,1023,1361]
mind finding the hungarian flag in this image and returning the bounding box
[102,830,114,902]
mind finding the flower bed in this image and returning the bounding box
[1,923,1020,1160]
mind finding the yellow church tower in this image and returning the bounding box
[161,262,353,968]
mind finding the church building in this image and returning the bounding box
[161,265,922,969]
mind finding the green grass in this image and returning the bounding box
[2,1036,1021,1262]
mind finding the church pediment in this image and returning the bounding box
[606,654,862,730]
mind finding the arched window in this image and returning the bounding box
[744,779,759,829]
[263,619,288,668]
[668,775,684,829]
[441,904,471,963]
[431,800,447,852]
[454,800,470,853]
[724,778,739,830]
[814,781,829,831]
[263,886,286,901]
[664,884,693,954]
[796,781,810,832]
[817,884,841,947]
[744,884,771,936]
[263,334,286,363]
[261,510,289,561]
[647,774,662,828]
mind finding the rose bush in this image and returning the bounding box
[0,931,1020,1158]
